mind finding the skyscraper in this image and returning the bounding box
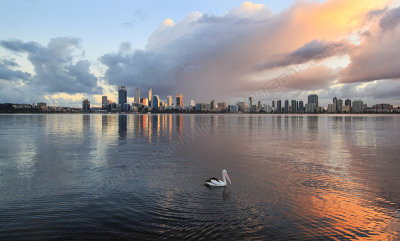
[167,96,172,107]
[148,88,152,106]
[291,100,298,113]
[337,99,343,112]
[249,97,253,106]
[210,100,216,110]
[118,86,127,105]
[176,94,183,108]
[277,100,282,113]
[284,100,289,113]
[135,88,140,104]
[82,99,90,112]
[308,94,319,107]
[152,95,160,110]
[352,100,364,113]
[102,96,108,109]
[345,99,351,107]
[299,101,304,112]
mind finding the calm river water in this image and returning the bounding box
[0,114,399,240]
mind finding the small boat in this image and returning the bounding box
[205,169,231,187]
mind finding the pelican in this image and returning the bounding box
[205,169,231,187]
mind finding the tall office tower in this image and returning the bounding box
[291,100,298,113]
[176,94,183,108]
[167,96,172,107]
[148,88,152,106]
[272,100,276,108]
[277,100,282,113]
[258,101,262,110]
[210,100,216,110]
[299,101,304,112]
[102,96,108,108]
[82,99,90,112]
[152,95,160,110]
[345,99,351,107]
[337,99,343,112]
[249,97,253,106]
[190,100,195,107]
[135,88,140,104]
[333,97,338,111]
[284,100,289,112]
[308,94,319,107]
[118,86,127,105]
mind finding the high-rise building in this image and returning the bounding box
[82,99,90,112]
[135,88,140,104]
[308,94,319,107]
[345,99,351,107]
[352,100,364,113]
[299,101,304,112]
[118,86,127,105]
[337,99,343,112]
[284,100,289,113]
[277,100,282,113]
[333,97,338,112]
[249,97,253,106]
[327,104,336,113]
[210,100,216,110]
[272,100,276,108]
[148,88,152,106]
[217,102,227,110]
[257,101,262,110]
[176,94,183,108]
[190,100,196,107]
[152,95,160,110]
[167,96,172,107]
[102,96,108,109]
[291,100,298,113]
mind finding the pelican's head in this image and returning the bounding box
[222,169,231,184]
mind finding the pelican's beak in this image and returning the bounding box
[225,173,231,184]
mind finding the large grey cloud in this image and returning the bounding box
[0,59,31,82]
[0,37,100,94]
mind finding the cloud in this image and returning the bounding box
[0,58,31,82]
[100,0,390,102]
[0,37,100,94]
[251,40,352,72]
[341,7,400,83]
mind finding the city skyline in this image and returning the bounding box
[1,0,400,107]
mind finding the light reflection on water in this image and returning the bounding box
[0,114,399,240]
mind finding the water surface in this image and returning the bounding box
[0,114,399,240]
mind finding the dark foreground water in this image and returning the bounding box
[0,114,399,240]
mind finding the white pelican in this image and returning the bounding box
[205,169,231,187]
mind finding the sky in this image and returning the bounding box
[1,0,400,107]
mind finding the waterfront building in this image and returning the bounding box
[257,101,262,110]
[305,103,317,113]
[327,104,336,113]
[345,99,351,107]
[228,105,239,113]
[291,100,298,113]
[210,100,216,110]
[176,94,183,108]
[102,96,108,109]
[249,97,253,107]
[342,105,350,113]
[196,103,211,112]
[135,88,140,104]
[148,88,152,106]
[122,103,130,112]
[277,100,282,113]
[118,86,127,105]
[308,94,319,107]
[284,100,289,113]
[152,95,160,110]
[337,99,343,112]
[190,100,196,108]
[299,101,304,112]
[82,99,90,112]
[333,97,338,112]
[217,102,227,110]
[352,100,364,113]
[373,104,393,113]
[263,104,272,113]
[167,96,172,107]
